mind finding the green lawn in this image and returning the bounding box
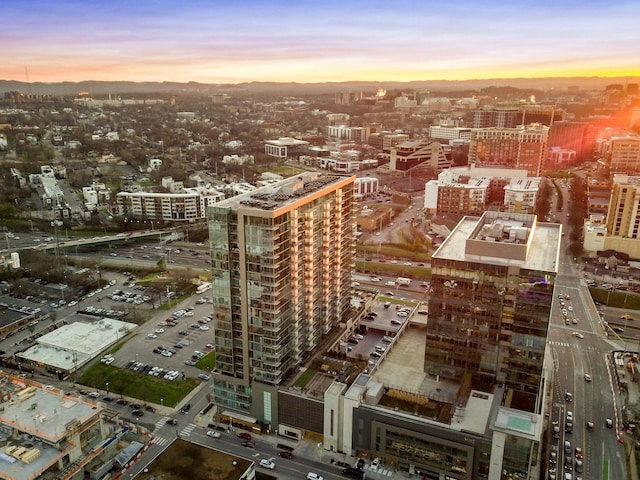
[78,363,199,407]
[196,351,216,371]
[294,368,318,388]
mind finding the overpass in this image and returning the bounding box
[13,229,183,254]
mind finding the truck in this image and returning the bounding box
[396,277,411,287]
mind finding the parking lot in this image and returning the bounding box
[110,294,217,381]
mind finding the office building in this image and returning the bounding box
[425,211,560,413]
[547,121,597,163]
[380,140,451,172]
[264,137,310,159]
[208,173,356,426]
[468,125,549,176]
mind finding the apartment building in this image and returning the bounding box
[468,125,549,176]
[208,173,356,426]
[428,125,472,143]
[116,188,225,223]
[607,136,640,173]
[473,105,563,129]
[583,174,640,258]
[423,165,536,215]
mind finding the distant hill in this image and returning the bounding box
[0,77,638,97]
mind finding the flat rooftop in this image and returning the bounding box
[433,212,561,272]
[17,318,137,371]
[0,376,100,443]
[211,172,354,212]
[368,327,493,435]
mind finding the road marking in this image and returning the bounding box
[154,416,169,432]
[180,423,197,436]
[151,436,169,446]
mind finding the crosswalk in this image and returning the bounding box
[154,416,169,432]
[151,436,171,447]
[180,423,197,437]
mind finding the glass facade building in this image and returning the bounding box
[208,173,356,422]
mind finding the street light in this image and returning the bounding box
[160,398,164,406]
[106,382,109,395]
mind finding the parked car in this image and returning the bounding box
[238,432,252,440]
[307,473,323,480]
[342,468,364,480]
[207,430,221,438]
[278,451,293,459]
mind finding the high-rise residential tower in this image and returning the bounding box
[208,173,356,425]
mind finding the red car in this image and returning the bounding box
[278,451,293,459]
[238,432,252,441]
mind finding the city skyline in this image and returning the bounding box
[1,0,639,85]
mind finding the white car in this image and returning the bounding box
[260,458,276,469]
[147,333,158,339]
[572,332,584,339]
[199,325,210,331]
[584,373,592,382]
[154,328,165,334]
[352,334,364,340]
[206,430,221,438]
[370,277,381,282]
[161,350,173,357]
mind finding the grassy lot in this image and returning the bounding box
[196,351,216,370]
[78,363,199,407]
[590,287,640,310]
[293,368,318,388]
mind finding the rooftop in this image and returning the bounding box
[211,172,354,212]
[17,318,137,371]
[433,211,561,271]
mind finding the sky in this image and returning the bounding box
[1,0,639,84]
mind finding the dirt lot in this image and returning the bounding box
[136,438,253,480]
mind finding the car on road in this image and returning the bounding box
[207,430,221,438]
[621,313,633,320]
[606,418,613,428]
[370,277,381,282]
[103,396,114,402]
[259,458,276,469]
[116,399,128,406]
[390,319,402,325]
[180,404,191,413]
[167,419,178,425]
[278,451,293,459]
[566,411,573,422]
[238,432,252,440]
[88,392,100,398]
[574,447,583,459]
[132,410,144,417]
[307,473,323,480]
[242,441,256,448]
[564,392,573,402]
[342,468,364,480]
[584,373,591,382]
[571,332,584,339]
[198,373,211,381]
